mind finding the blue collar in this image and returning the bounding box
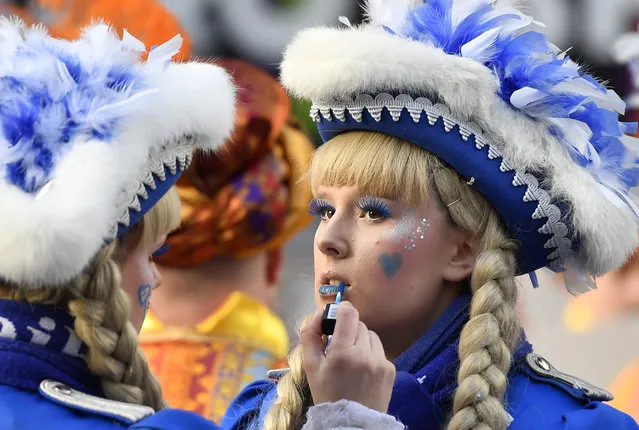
[389,293,532,429]
[0,299,101,395]
[393,292,472,374]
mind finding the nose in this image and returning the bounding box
[315,217,350,259]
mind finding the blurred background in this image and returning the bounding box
[3,0,639,402]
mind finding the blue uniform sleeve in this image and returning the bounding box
[507,355,639,430]
[510,400,638,430]
[130,408,221,430]
[561,402,639,430]
[221,379,277,430]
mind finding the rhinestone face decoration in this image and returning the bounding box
[404,218,430,251]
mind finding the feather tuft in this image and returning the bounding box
[0,19,182,193]
[366,0,639,219]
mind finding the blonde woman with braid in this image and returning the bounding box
[222,1,639,429]
[0,18,239,429]
[0,18,402,430]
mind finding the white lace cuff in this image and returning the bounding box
[303,399,405,430]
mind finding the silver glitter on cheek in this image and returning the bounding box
[403,217,431,251]
[382,211,416,242]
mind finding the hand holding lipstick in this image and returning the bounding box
[301,301,396,413]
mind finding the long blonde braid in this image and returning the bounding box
[0,187,180,411]
[68,242,167,410]
[0,244,166,410]
[430,150,520,430]
[263,328,313,429]
[447,215,519,429]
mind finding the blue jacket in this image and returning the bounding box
[0,299,220,430]
[222,293,639,430]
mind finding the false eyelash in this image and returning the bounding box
[357,195,391,218]
[308,199,334,217]
[153,243,170,258]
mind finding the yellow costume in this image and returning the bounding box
[141,292,288,422]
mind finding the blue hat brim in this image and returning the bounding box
[116,165,184,238]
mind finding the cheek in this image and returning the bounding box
[376,216,434,282]
[120,255,156,303]
[124,257,154,286]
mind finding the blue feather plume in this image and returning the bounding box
[382,0,639,215]
[0,20,181,193]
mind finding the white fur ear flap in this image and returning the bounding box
[0,139,125,286]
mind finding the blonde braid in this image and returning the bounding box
[68,242,167,410]
[263,340,313,430]
[448,218,520,430]
[0,188,180,411]
[0,244,167,410]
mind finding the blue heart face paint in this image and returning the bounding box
[379,252,403,279]
[138,284,152,316]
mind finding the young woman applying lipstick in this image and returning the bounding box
[222,0,639,429]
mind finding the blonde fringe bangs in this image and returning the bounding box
[309,131,433,206]
[136,186,181,250]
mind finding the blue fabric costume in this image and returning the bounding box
[223,294,638,429]
[0,300,221,430]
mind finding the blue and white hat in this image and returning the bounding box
[0,19,236,286]
[281,0,639,291]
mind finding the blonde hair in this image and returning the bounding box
[0,186,181,411]
[264,132,520,430]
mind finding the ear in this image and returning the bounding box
[441,231,476,283]
[266,247,284,286]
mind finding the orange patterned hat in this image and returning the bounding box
[157,59,314,266]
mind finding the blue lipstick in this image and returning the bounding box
[319,283,349,296]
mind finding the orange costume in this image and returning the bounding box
[139,59,314,422]
[141,292,290,421]
[609,356,639,423]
